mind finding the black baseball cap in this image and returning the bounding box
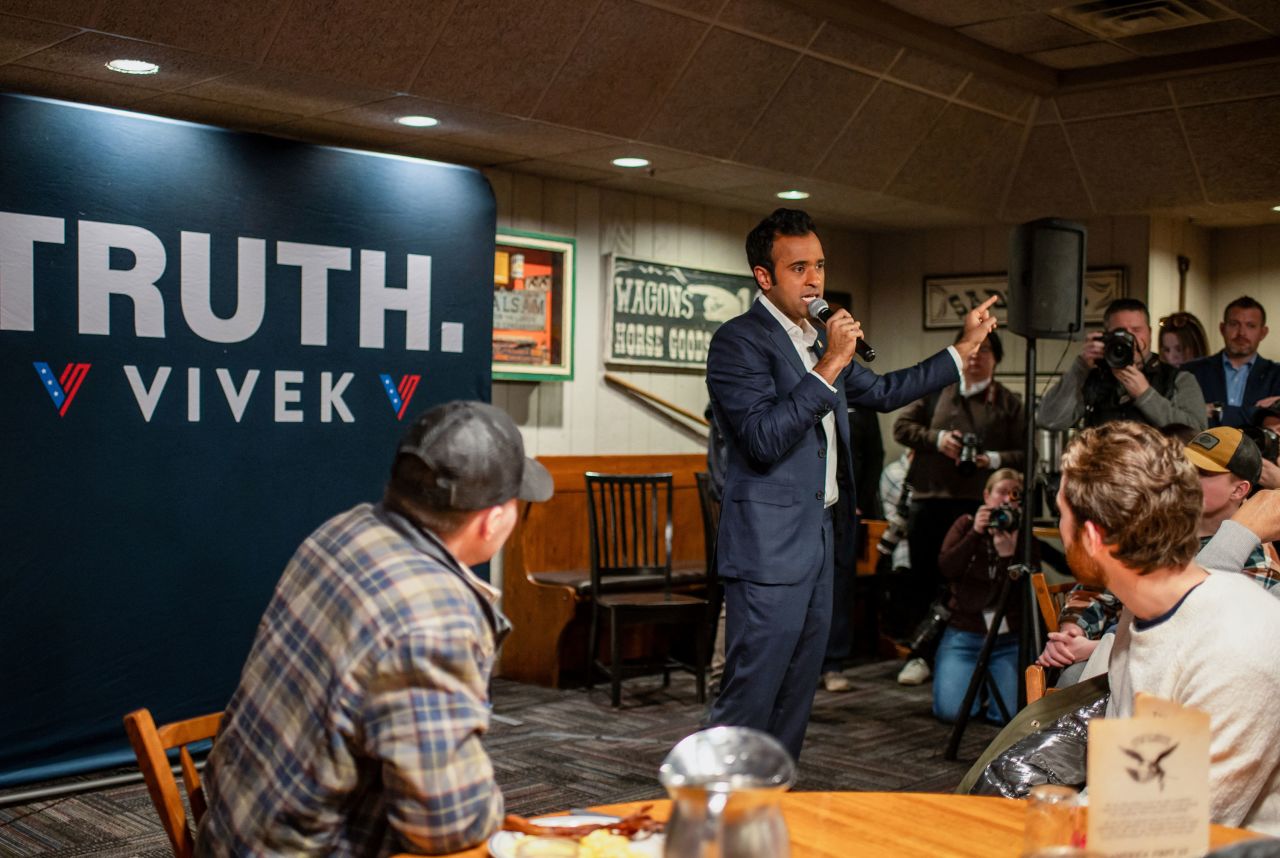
[1185,427,1262,487]
[397,401,553,510]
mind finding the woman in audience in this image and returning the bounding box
[931,469,1029,725]
[1158,311,1209,367]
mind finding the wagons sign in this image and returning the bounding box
[605,255,755,369]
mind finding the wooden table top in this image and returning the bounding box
[404,790,1262,857]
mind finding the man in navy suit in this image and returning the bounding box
[1183,296,1280,428]
[705,208,998,759]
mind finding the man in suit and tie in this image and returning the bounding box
[705,208,998,759]
[1183,296,1280,428]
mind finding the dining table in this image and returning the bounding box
[408,790,1265,857]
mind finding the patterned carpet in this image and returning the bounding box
[0,660,1001,856]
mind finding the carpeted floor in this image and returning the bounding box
[0,659,1001,856]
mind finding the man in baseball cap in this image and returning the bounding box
[198,401,551,857]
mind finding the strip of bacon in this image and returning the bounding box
[502,805,663,840]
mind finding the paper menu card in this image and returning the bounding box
[1087,694,1210,858]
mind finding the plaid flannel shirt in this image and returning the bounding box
[196,503,506,858]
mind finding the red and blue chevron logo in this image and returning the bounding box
[33,361,90,417]
[379,373,421,420]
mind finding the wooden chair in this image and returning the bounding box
[123,708,223,858]
[1025,664,1051,704]
[584,472,709,706]
[694,471,722,656]
[1030,572,1072,634]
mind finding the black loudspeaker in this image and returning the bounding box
[1007,218,1086,340]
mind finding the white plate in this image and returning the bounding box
[487,815,665,858]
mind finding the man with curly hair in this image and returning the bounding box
[1057,421,1280,834]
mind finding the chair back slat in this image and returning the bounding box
[584,472,675,594]
[124,707,223,858]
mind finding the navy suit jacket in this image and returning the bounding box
[706,299,959,585]
[1182,351,1280,427]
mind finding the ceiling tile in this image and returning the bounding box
[440,120,620,159]
[0,14,78,63]
[1148,201,1280,228]
[637,162,785,190]
[716,0,822,46]
[1066,111,1203,210]
[534,0,707,138]
[129,92,299,130]
[958,13,1093,54]
[1032,96,1058,125]
[1213,0,1280,35]
[554,142,715,173]
[1179,96,1280,203]
[885,50,968,96]
[639,29,796,158]
[807,23,901,74]
[1026,41,1137,69]
[1055,81,1172,119]
[1115,18,1271,57]
[408,0,585,116]
[956,74,1034,118]
[645,31,803,159]
[1170,60,1280,106]
[263,0,454,90]
[0,63,156,106]
[815,82,947,191]
[1002,123,1094,221]
[501,158,618,183]
[887,105,1023,211]
[94,0,292,62]
[394,136,527,167]
[14,32,246,92]
[0,0,99,28]
[180,68,390,117]
[644,0,726,16]
[271,115,420,151]
[319,94,509,136]
[732,57,876,173]
[875,0,1028,28]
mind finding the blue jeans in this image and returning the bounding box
[931,626,1018,725]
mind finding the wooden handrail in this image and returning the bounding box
[603,372,710,428]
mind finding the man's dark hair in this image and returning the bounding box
[1224,295,1267,325]
[953,329,1003,363]
[384,455,474,537]
[1102,297,1150,328]
[745,208,817,280]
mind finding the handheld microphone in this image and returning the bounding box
[808,298,876,362]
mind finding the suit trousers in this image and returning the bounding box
[709,508,834,761]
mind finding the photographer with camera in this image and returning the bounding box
[892,331,1025,685]
[1038,298,1206,432]
[931,468,1031,725]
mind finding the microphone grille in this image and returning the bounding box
[807,298,829,320]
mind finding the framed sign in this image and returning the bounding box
[606,255,755,368]
[493,230,575,381]
[923,267,1127,330]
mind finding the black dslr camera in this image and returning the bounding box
[1243,425,1280,464]
[957,432,981,476]
[1101,329,1137,369]
[989,503,1020,533]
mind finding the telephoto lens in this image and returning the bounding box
[1102,328,1136,369]
[957,432,981,476]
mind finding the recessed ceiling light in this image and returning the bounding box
[612,157,650,168]
[395,115,439,128]
[106,59,160,75]
[1273,204,1280,212]
[776,190,810,200]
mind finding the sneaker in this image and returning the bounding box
[821,671,852,692]
[897,657,931,686]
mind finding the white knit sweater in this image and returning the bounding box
[1107,571,1280,834]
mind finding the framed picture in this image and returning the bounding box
[922,267,1127,330]
[605,255,756,369]
[493,230,576,381]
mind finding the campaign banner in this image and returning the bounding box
[604,255,755,368]
[0,95,496,784]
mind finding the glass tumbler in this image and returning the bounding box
[1022,783,1083,858]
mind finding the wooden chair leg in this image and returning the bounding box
[695,616,707,704]
[610,610,622,707]
[587,605,599,690]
